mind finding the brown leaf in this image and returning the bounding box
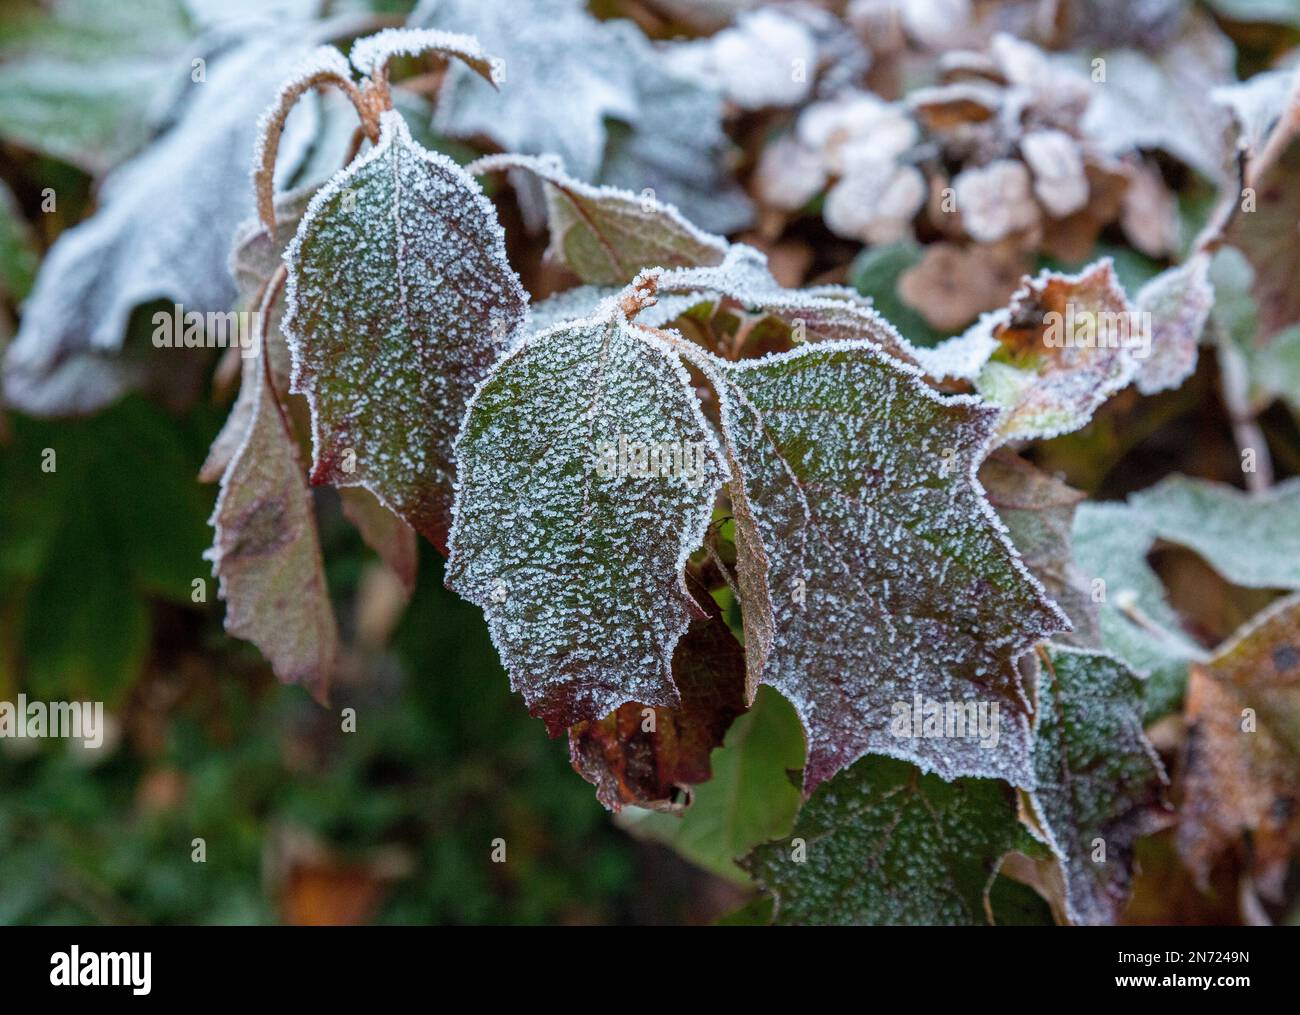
[1178,593,1300,901]
[568,598,746,812]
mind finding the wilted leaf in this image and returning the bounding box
[971,259,1140,443]
[980,451,1100,647]
[470,154,728,286]
[619,684,805,882]
[1178,593,1300,900]
[696,339,1065,788]
[445,297,726,730]
[568,596,746,811]
[205,349,338,704]
[742,756,1029,925]
[1027,645,1171,925]
[284,111,528,552]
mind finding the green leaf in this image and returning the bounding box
[1132,476,1300,590]
[445,295,726,730]
[621,684,805,881]
[0,180,39,303]
[284,110,528,552]
[1027,646,1171,925]
[470,153,729,286]
[742,756,1028,925]
[695,337,1065,788]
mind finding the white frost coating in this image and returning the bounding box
[1134,255,1213,395]
[349,26,495,83]
[445,297,727,731]
[687,335,1068,789]
[3,33,321,416]
[673,8,817,111]
[469,152,729,285]
[282,109,527,549]
[913,318,1002,381]
[655,245,923,368]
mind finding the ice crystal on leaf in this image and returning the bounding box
[1027,646,1171,926]
[691,338,1066,789]
[743,756,1031,925]
[468,154,728,286]
[283,111,528,552]
[445,301,726,732]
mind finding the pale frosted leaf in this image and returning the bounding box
[283,111,527,552]
[469,154,728,286]
[1021,130,1089,219]
[1130,476,1300,590]
[445,307,726,731]
[742,756,1030,925]
[1028,646,1171,925]
[3,31,320,416]
[1071,502,1203,720]
[0,0,195,174]
[682,9,816,111]
[698,340,1066,789]
[205,354,338,704]
[417,0,638,181]
[1133,254,1213,395]
[972,259,1140,443]
[339,487,418,597]
[952,160,1039,245]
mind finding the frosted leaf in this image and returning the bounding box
[416,0,638,181]
[445,305,726,732]
[952,160,1040,244]
[200,185,315,484]
[283,111,527,552]
[823,162,926,245]
[0,0,195,174]
[1178,593,1300,900]
[599,22,754,236]
[980,451,1100,647]
[1020,130,1088,219]
[743,756,1029,925]
[568,598,746,812]
[907,81,1002,132]
[348,27,496,84]
[656,245,921,367]
[897,242,1027,336]
[1212,66,1300,159]
[971,259,1139,443]
[1079,12,1235,183]
[1071,502,1202,720]
[339,487,419,597]
[1130,475,1300,590]
[205,342,339,704]
[1027,646,1171,926]
[696,340,1066,788]
[796,92,917,174]
[3,32,320,416]
[1133,254,1213,396]
[469,154,728,286]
